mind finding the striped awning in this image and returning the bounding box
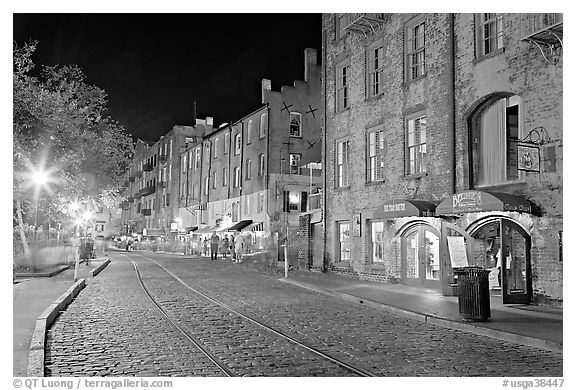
[245,221,264,232]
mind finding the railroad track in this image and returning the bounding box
[123,253,376,377]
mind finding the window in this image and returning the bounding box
[182,154,187,173]
[367,45,384,97]
[337,221,351,262]
[188,151,193,169]
[258,154,266,176]
[289,112,302,137]
[260,112,267,138]
[471,95,523,186]
[204,177,209,195]
[406,115,427,175]
[235,133,242,155]
[222,168,228,186]
[224,132,230,154]
[258,192,265,213]
[234,167,241,188]
[406,18,426,81]
[371,221,385,263]
[289,153,301,175]
[336,63,350,111]
[288,192,300,211]
[245,196,251,215]
[194,148,201,169]
[337,14,351,39]
[247,120,253,144]
[477,13,504,56]
[212,171,216,189]
[232,201,239,222]
[367,129,385,182]
[336,140,350,187]
[245,160,252,180]
[213,138,219,159]
[95,223,104,232]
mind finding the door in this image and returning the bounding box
[501,219,532,304]
[402,225,441,288]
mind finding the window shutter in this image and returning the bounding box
[301,191,308,212]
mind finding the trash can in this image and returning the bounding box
[453,266,491,322]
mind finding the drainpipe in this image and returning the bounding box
[448,13,456,195]
[321,28,328,273]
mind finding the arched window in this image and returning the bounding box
[470,95,523,187]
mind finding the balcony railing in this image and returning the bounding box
[143,162,153,172]
[139,185,156,197]
[308,192,323,211]
[521,13,563,64]
[344,13,387,36]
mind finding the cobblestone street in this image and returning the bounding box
[45,252,563,377]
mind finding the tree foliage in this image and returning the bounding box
[13,41,134,248]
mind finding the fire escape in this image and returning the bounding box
[521,13,563,64]
[344,13,388,37]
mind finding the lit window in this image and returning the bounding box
[204,177,209,195]
[336,140,350,187]
[406,115,427,175]
[289,112,302,137]
[260,112,267,138]
[289,153,301,175]
[368,129,385,182]
[289,192,300,211]
[258,154,266,176]
[234,167,241,188]
[245,160,252,180]
[213,138,219,159]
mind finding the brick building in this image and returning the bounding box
[176,48,322,257]
[321,13,562,306]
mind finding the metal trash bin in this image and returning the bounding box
[453,266,491,322]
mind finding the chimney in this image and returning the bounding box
[304,48,317,82]
[261,78,271,104]
[192,100,197,126]
[206,117,213,127]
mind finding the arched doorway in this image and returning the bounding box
[469,218,532,304]
[401,224,441,288]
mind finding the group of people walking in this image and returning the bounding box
[208,231,245,263]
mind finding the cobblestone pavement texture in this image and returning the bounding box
[45,252,563,377]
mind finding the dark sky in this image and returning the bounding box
[13,13,322,142]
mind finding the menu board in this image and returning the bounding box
[447,236,469,268]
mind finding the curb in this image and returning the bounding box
[279,278,562,354]
[26,279,86,377]
[90,258,111,277]
[15,265,71,278]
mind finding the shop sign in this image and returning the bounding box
[517,143,540,172]
[380,203,406,214]
[170,222,178,232]
[447,236,469,268]
[451,191,483,213]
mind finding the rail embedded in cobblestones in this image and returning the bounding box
[27,278,86,377]
[131,253,377,377]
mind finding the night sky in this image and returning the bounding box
[13,13,323,142]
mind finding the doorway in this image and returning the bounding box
[470,218,532,304]
[401,224,441,288]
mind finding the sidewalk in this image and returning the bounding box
[13,258,107,377]
[279,270,563,353]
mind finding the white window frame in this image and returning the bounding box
[405,17,426,81]
[336,62,350,111]
[213,138,219,159]
[337,221,351,262]
[367,128,385,182]
[367,44,384,97]
[235,133,242,155]
[477,13,504,57]
[289,112,302,138]
[234,167,241,188]
[194,147,201,170]
[247,120,253,144]
[245,159,252,180]
[371,221,385,263]
[222,167,228,186]
[224,132,230,154]
[204,176,209,195]
[406,114,427,175]
[259,112,267,138]
[336,139,350,188]
[258,154,266,176]
[289,153,301,175]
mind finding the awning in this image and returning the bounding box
[196,225,218,234]
[227,219,253,232]
[436,191,533,215]
[373,199,436,219]
[245,221,265,232]
[186,226,198,233]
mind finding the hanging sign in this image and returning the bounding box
[517,143,540,172]
[447,236,469,268]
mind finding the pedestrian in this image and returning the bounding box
[220,234,229,259]
[234,233,245,264]
[203,237,209,256]
[229,235,236,261]
[210,232,220,260]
